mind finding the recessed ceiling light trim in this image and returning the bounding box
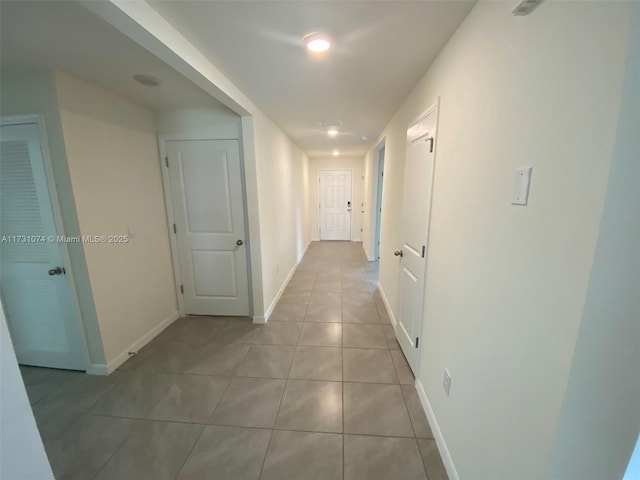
[303,32,331,53]
[328,128,339,137]
[133,74,161,87]
[332,150,340,157]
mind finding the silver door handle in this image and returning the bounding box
[236,239,244,246]
[48,266,65,275]
[394,250,403,257]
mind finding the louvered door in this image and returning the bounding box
[0,120,85,370]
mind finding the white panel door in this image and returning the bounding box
[166,139,249,316]
[0,121,85,370]
[396,106,438,374]
[319,169,352,241]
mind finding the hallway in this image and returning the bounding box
[23,241,447,480]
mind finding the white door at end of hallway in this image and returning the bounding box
[165,139,249,316]
[0,121,85,370]
[319,169,352,241]
[395,105,438,374]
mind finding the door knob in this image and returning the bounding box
[236,239,244,246]
[48,266,64,276]
[394,250,403,257]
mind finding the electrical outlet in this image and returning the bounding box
[443,369,452,396]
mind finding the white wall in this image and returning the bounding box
[309,156,365,242]
[54,72,178,369]
[0,71,105,365]
[363,2,635,479]
[546,4,640,478]
[0,302,54,480]
[253,112,311,316]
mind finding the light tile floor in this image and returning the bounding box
[21,241,449,480]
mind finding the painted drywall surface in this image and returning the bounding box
[365,2,633,479]
[54,72,177,363]
[546,4,640,479]
[309,156,365,242]
[0,302,54,480]
[253,110,311,312]
[0,71,105,365]
[156,107,240,138]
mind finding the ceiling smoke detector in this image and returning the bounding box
[133,74,161,87]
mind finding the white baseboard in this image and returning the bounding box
[262,241,310,324]
[351,237,362,242]
[377,283,397,328]
[88,311,180,376]
[415,379,460,480]
[252,315,266,324]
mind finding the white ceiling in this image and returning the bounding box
[0,0,231,111]
[1,1,475,158]
[148,0,475,157]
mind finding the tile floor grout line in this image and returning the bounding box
[173,423,207,480]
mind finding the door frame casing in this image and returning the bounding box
[317,168,354,241]
[397,98,441,377]
[158,133,253,318]
[1,114,91,371]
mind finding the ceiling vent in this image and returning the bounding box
[319,120,342,127]
[133,74,162,87]
[512,0,544,16]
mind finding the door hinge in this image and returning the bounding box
[165,156,168,167]
[428,138,434,153]
[381,171,384,177]
[180,284,184,294]
[415,337,419,348]
[421,245,426,257]
[173,224,177,234]
[360,228,363,232]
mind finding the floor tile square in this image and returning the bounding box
[135,341,205,373]
[90,371,178,418]
[309,291,342,306]
[344,435,427,480]
[342,324,387,349]
[95,421,203,480]
[402,385,433,438]
[235,345,295,378]
[275,380,342,433]
[304,304,342,323]
[155,317,223,344]
[298,323,342,347]
[270,303,307,322]
[146,375,229,423]
[253,322,302,346]
[343,348,398,383]
[391,349,415,385]
[209,377,285,428]
[289,346,342,381]
[418,439,449,480]
[46,414,135,480]
[261,430,343,480]
[177,426,271,480]
[343,382,413,437]
[210,320,262,345]
[312,279,342,292]
[342,305,380,324]
[343,292,376,307]
[186,343,250,376]
[279,291,311,304]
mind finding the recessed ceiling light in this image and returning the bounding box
[361,135,369,141]
[332,150,340,157]
[328,128,339,137]
[133,74,161,87]
[303,32,331,53]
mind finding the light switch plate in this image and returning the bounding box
[511,167,532,206]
